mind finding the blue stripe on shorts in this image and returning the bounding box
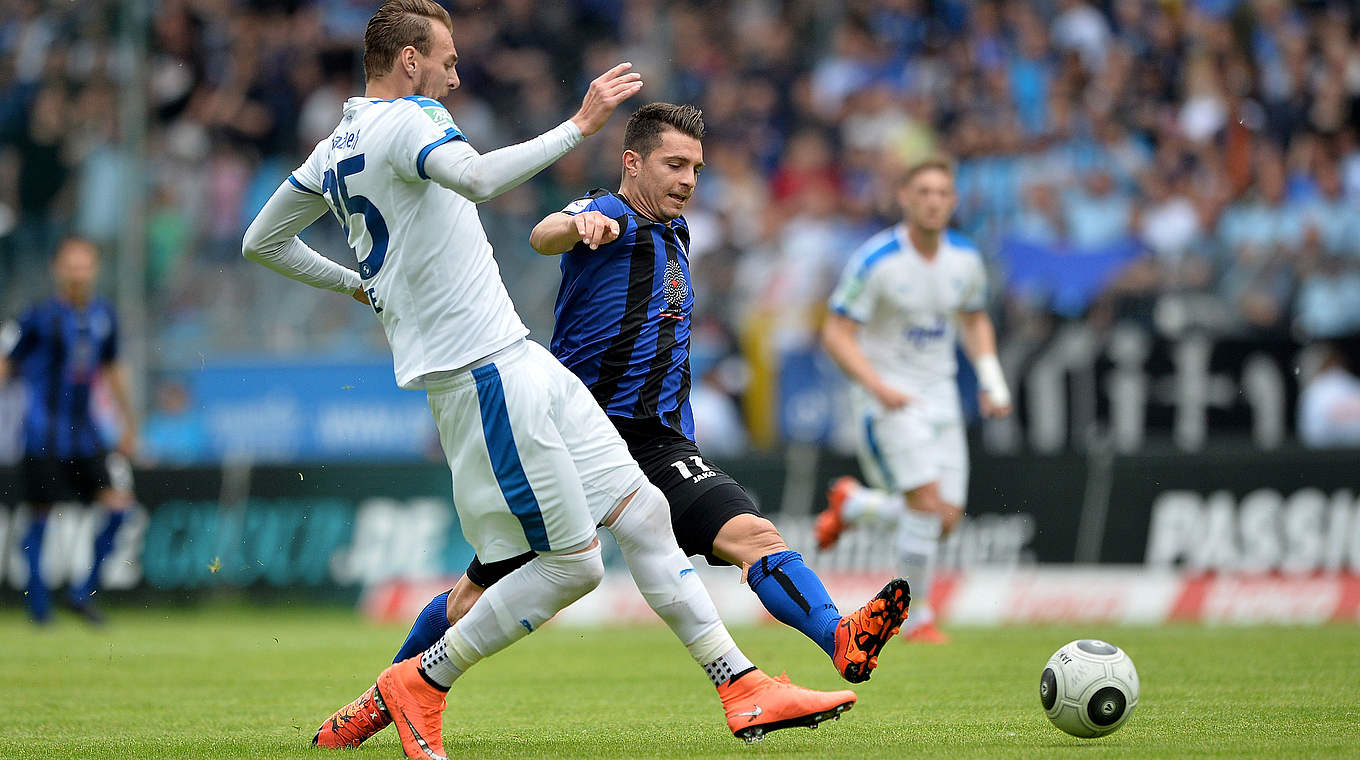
[472,363,552,552]
[864,414,896,491]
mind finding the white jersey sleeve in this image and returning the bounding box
[242,138,362,295]
[289,136,329,194]
[384,96,468,183]
[829,231,896,323]
[957,250,987,313]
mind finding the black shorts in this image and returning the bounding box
[21,454,111,505]
[611,416,761,566]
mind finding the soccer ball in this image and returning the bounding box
[1039,639,1139,738]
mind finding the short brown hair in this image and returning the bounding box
[363,0,453,81]
[622,103,705,158]
[902,156,956,186]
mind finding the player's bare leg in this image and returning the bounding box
[602,485,857,741]
[714,514,908,683]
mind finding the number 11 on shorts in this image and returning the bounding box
[670,455,709,480]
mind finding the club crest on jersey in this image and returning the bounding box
[661,259,688,318]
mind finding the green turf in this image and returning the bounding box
[3,605,1358,759]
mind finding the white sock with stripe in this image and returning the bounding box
[607,483,754,686]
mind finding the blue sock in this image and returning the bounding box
[393,591,452,663]
[746,550,841,656]
[72,510,126,602]
[22,517,50,623]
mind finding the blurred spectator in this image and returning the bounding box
[1298,343,1360,448]
[1063,169,1133,249]
[142,377,208,465]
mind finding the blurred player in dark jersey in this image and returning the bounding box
[1,236,138,625]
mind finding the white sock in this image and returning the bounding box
[703,646,756,688]
[895,508,942,632]
[606,484,746,679]
[844,485,908,526]
[419,634,463,688]
[424,544,604,688]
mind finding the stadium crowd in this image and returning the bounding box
[2,0,1359,450]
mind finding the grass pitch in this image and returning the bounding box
[4,605,1358,759]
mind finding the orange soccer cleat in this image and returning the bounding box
[375,657,449,760]
[815,477,858,550]
[717,669,857,743]
[904,621,951,645]
[312,684,393,749]
[832,578,911,683]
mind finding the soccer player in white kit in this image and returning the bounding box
[240,2,854,757]
[814,157,1012,645]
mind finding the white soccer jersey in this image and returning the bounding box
[289,96,528,389]
[828,225,987,416]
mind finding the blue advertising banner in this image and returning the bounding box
[176,361,438,462]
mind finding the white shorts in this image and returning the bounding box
[854,402,969,508]
[425,340,647,562]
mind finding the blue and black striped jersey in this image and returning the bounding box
[550,189,695,440]
[7,297,118,459]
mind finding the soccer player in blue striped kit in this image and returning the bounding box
[1,236,139,625]
[312,102,911,750]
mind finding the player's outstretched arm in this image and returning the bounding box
[420,64,640,203]
[821,313,911,409]
[530,211,619,255]
[242,181,363,298]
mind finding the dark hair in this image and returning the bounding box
[363,0,453,81]
[622,103,705,158]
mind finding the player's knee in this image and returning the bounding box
[539,542,605,598]
[716,515,786,565]
[908,489,948,519]
[563,550,605,596]
[609,483,673,544]
[940,505,964,535]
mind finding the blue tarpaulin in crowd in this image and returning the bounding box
[1000,237,1146,316]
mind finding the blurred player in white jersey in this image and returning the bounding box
[815,157,1012,645]
[241,2,854,757]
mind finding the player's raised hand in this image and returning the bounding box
[575,211,620,250]
[570,62,643,137]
